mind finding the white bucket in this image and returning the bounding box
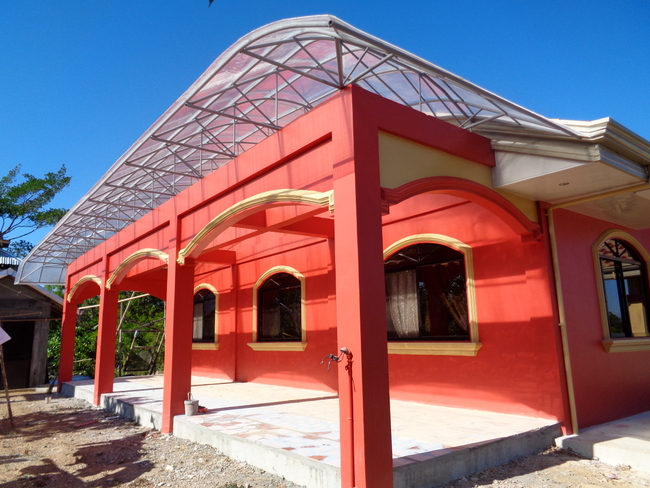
[184,393,199,416]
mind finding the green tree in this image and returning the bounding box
[0,165,70,256]
[48,292,166,379]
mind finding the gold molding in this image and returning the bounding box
[194,283,219,294]
[177,189,334,265]
[251,265,306,346]
[192,343,220,351]
[67,275,102,302]
[247,342,308,351]
[388,342,482,356]
[602,338,650,353]
[106,248,169,290]
[592,229,650,346]
[383,234,480,346]
[193,283,219,348]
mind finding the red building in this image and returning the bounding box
[17,16,650,488]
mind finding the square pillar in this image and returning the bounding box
[333,150,393,486]
[93,286,118,405]
[161,257,195,434]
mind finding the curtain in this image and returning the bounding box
[193,302,203,340]
[385,269,419,338]
[262,305,281,339]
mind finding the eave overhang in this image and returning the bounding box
[492,119,650,229]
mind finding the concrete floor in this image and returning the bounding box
[557,411,650,473]
[62,375,562,488]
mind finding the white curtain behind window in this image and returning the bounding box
[262,306,281,339]
[193,302,203,340]
[386,269,419,338]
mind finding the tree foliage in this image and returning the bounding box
[7,239,34,259]
[0,165,70,244]
[46,291,166,379]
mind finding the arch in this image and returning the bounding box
[67,275,102,303]
[249,265,307,351]
[383,234,481,356]
[105,248,169,290]
[593,229,650,263]
[177,189,334,265]
[593,229,650,351]
[194,283,219,295]
[382,176,541,241]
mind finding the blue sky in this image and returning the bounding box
[1,1,648,246]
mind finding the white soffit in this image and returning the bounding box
[493,121,650,229]
[17,15,585,285]
[493,151,646,203]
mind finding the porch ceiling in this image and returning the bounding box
[16,15,597,285]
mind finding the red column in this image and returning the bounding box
[58,297,78,391]
[333,153,393,485]
[93,286,118,405]
[161,256,195,434]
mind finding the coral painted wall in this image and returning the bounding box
[554,208,650,428]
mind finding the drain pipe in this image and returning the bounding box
[546,179,650,435]
[546,206,579,434]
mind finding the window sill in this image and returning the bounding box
[247,342,307,351]
[602,338,650,353]
[388,341,482,356]
[192,343,219,351]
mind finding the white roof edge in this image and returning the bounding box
[553,118,650,165]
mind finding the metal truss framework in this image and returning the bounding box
[17,15,579,285]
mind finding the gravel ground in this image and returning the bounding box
[0,390,300,488]
[2,389,650,487]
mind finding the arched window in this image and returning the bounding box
[257,272,302,342]
[384,242,469,341]
[193,289,216,343]
[598,238,650,338]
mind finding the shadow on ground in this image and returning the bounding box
[1,391,155,487]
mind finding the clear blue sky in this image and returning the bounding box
[1,1,648,246]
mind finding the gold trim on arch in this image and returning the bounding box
[193,283,219,351]
[383,234,481,356]
[247,265,307,351]
[592,229,650,353]
[105,248,169,290]
[67,275,102,302]
[177,189,334,265]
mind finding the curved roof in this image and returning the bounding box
[17,14,580,285]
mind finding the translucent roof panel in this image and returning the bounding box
[17,15,579,285]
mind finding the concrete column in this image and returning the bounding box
[333,168,393,486]
[161,256,195,434]
[93,286,119,405]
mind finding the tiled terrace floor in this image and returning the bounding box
[62,375,561,487]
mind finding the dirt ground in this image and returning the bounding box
[2,390,650,488]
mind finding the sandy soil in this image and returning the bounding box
[2,389,650,487]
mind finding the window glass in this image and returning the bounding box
[193,289,216,343]
[385,243,469,341]
[258,272,301,341]
[599,239,650,338]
